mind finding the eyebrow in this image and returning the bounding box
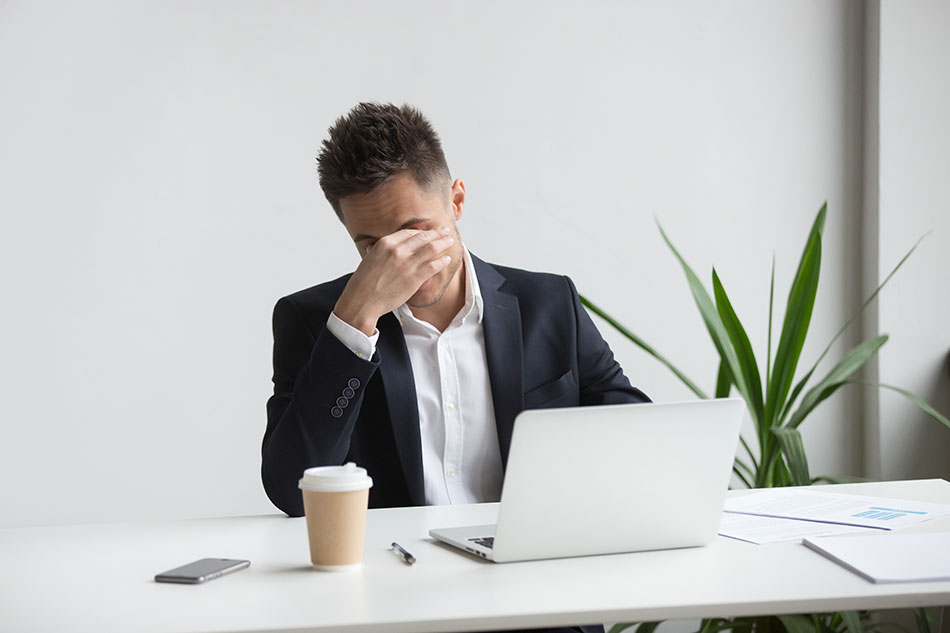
[353,217,429,242]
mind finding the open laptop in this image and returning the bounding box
[429,398,744,563]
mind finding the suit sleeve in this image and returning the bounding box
[566,277,651,406]
[261,296,380,516]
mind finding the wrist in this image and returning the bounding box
[332,300,379,338]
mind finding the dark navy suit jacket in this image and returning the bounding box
[262,255,649,516]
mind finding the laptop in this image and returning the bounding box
[429,398,744,563]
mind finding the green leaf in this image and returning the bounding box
[772,427,811,486]
[760,447,794,488]
[913,608,933,633]
[780,365,819,427]
[767,254,776,390]
[656,221,748,401]
[713,269,765,422]
[812,474,867,485]
[607,622,663,633]
[779,614,819,633]
[850,381,950,431]
[715,359,732,398]
[866,612,915,633]
[699,619,754,633]
[739,435,760,472]
[580,295,708,399]
[733,463,753,488]
[765,204,826,428]
[786,335,889,429]
[840,611,864,633]
[735,456,755,479]
[781,231,927,423]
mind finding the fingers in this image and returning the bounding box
[374,226,455,263]
[414,234,455,263]
[409,227,454,260]
[426,254,453,275]
[388,225,451,248]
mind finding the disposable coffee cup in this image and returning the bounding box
[298,462,373,571]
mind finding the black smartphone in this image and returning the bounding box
[154,558,250,584]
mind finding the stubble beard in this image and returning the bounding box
[407,252,463,309]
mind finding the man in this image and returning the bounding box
[262,101,648,515]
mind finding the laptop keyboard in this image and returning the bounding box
[469,537,494,549]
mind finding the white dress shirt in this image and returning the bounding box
[326,248,504,505]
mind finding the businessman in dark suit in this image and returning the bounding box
[262,100,648,522]
[262,101,648,633]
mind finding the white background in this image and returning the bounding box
[0,0,946,528]
[876,0,950,482]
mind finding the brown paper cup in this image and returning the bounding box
[302,488,369,570]
[299,463,373,571]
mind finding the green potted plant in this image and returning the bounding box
[582,203,950,633]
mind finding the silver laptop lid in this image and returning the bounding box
[491,398,744,562]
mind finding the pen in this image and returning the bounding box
[391,542,416,565]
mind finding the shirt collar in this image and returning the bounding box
[395,245,484,326]
[464,246,485,324]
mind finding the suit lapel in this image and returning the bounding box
[376,313,425,506]
[473,256,524,470]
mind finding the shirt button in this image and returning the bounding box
[356,351,365,359]
[448,468,457,478]
[446,402,456,411]
[348,378,361,389]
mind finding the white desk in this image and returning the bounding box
[2,480,949,633]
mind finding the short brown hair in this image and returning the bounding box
[317,102,451,219]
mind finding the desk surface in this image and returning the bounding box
[2,479,949,633]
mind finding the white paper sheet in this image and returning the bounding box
[804,532,950,583]
[719,512,871,544]
[723,489,950,530]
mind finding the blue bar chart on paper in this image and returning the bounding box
[852,507,928,521]
[723,489,950,531]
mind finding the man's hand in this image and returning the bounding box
[333,227,455,336]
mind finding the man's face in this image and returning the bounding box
[338,172,466,309]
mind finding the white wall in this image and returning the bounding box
[0,0,930,528]
[875,0,950,481]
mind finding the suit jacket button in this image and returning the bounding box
[342,387,355,399]
[330,406,344,418]
[336,396,348,408]
[348,378,361,389]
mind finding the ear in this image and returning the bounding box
[450,178,466,221]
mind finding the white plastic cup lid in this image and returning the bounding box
[298,462,373,493]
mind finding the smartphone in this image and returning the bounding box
[154,558,250,584]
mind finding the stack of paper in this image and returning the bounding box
[716,488,950,583]
[719,512,868,545]
[803,532,950,583]
[719,489,950,545]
